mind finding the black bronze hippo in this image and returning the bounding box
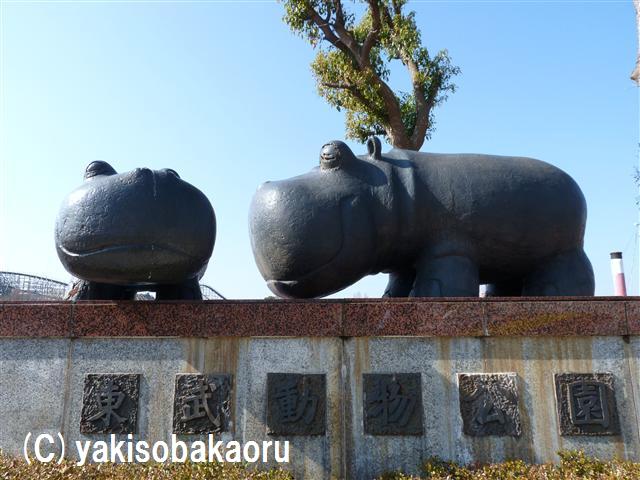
[55,161,216,300]
[249,137,594,298]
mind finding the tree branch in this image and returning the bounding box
[362,0,382,63]
[307,1,413,148]
[368,77,410,148]
[329,2,361,59]
[333,0,345,27]
[411,73,440,148]
[408,73,430,147]
[379,2,432,148]
[305,5,355,61]
[391,0,402,16]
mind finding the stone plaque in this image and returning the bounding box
[80,374,140,434]
[458,373,521,437]
[173,374,232,434]
[267,373,326,436]
[363,373,423,435]
[555,373,620,436]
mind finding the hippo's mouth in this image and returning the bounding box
[266,213,346,291]
[266,258,340,296]
[58,243,198,260]
[264,196,350,297]
[264,195,374,298]
[266,265,344,298]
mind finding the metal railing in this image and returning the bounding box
[0,271,67,300]
[0,271,225,301]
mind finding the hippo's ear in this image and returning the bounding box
[84,161,117,180]
[366,136,382,160]
[319,141,355,170]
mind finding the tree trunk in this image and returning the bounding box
[632,0,640,84]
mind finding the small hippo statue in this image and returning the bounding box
[55,161,216,300]
[249,137,595,298]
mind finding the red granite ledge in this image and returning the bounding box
[342,301,485,336]
[72,302,206,337]
[624,301,640,335]
[0,298,636,338]
[0,302,72,337]
[0,296,635,304]
[70,301,343,337]
[252,302,342,336]
[485,300,628,336]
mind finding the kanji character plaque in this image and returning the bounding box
[458,373,522,437]
[80,374,140,434]
[555,373,620,436]
[173,374,232,434]
[363,373,423,435]
[267,373,326,436]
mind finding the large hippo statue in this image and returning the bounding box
[55,161,216,300]
[249,137,594,298]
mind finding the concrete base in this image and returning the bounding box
[1,300,640,479]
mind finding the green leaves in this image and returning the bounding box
[280,0,460,150]
[312,49,389,142]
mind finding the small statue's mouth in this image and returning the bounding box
[57,243,206,285]
[58,243,197,260]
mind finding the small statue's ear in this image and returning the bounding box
[84,161,117,180]
[367,136,382,160]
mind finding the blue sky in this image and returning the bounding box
[0,0,637,299]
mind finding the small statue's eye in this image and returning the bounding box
[319,143,342,170]
[164,168,180,178]
[84,161,117,180]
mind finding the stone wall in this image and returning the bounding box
[1,299,639,479]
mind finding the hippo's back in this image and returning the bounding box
[403,151,587,271]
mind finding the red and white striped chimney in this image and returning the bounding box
[610,252,627,296]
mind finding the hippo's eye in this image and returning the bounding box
[163,168,180,178]
[84,161,117,180]
[319,142,343,170]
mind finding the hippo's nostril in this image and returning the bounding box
[321,144,338,159]
[132,168,155,181]
[162,168,180,179]
[84,161,117,180]
[320,143,341,170]
[319,141,356,170]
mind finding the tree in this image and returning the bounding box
[632,0,640,84]
[282,0,460,150]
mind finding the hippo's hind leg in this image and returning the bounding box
[411,254,479,297]
[155,277,203,300]
[383,269,416,297]
[69,280,136,300]
[484,280,523,297]
[522,249,594,296]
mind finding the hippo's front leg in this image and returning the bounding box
[383,269,416,297]
[411,253,479,297]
